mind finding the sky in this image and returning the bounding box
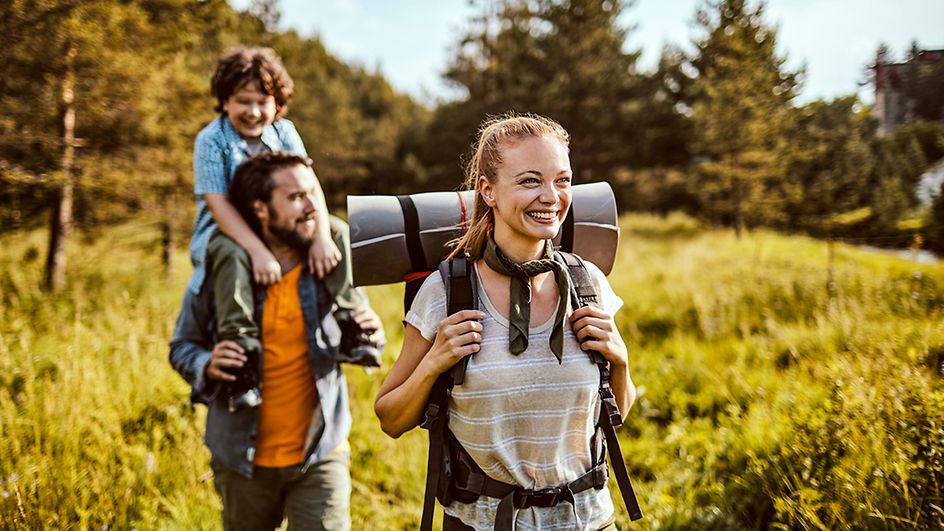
[230,0,944,106]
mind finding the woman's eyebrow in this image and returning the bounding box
[513,170,542,178]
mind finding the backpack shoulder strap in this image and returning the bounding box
[419,255,478,531]
[439,255,478,385]
[555,250,644,522]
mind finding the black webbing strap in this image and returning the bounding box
[559,205,575,253]
[442,257,477,386]
[455,456,607,531]
[419,373,450,531]
[420,256,478,531]
[556,251,644,522]
[600,411,643,521]
[397,195,426,273]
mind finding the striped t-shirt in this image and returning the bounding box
[406,260,624,531]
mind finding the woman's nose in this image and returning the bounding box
[539,182,558,203]
[248,105,261,118]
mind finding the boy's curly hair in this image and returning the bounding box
[212,47,294,119]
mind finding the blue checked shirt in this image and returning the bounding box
[188,115,308,293]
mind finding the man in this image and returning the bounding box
[169,151,383,530]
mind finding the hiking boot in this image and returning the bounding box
[337,313,383,367]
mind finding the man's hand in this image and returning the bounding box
[249,247,282,286]
[308,234,342,279]
[206,340,247,381]
[352,305,385,345]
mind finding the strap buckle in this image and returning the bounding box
[516,486,564,508]
[419,402,440,430]
[599,384,623,427]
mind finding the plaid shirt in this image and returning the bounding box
[188,115,307,293]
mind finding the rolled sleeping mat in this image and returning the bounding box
[347,181,619,287]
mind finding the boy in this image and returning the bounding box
[190,47,380,410]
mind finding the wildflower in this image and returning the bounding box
[8,474,18,483]
[1,491,9,499]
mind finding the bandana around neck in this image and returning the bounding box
[482,237,570,362]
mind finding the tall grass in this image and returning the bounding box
[0,214,941,529]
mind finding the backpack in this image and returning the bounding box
[415,252,643,531]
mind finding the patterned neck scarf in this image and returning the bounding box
[483,237,569,362]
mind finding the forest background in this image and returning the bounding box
[1,0,943,529]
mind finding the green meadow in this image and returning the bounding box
[1,214,941,529]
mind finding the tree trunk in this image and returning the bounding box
[45,42,77,292]
[162,219,174,280]
[733,172,744,240]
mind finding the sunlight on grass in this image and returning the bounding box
[1,214,941,529]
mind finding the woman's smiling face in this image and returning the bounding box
[479,134,573,259]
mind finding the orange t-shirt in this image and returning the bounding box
[254,265,318,467]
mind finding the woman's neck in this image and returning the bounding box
[492,233,546,263]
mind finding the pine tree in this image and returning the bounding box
[426,0,645,185]
[688,0,799,236]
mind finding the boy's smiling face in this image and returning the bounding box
[223,83,277,139]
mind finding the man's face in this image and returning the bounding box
[258,164,319,250]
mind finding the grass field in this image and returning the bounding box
[1,214,942,529]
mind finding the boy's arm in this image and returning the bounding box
[279,121,340,278]
[205,193,281,285]
[307,170,341,279]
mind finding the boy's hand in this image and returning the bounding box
[308,235,341,279]
[250,247,282,286]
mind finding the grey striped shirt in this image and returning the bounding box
[406,261,623,530]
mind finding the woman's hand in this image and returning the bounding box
[249,247,282,286]
[570,305,628,369]
[375,309,485,438]
[307,233,342,279]
[419,310,485,377]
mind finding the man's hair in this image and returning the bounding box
[229,151,313,238]
[211,47,294,119]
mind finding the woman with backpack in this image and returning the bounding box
[374,113,637,530]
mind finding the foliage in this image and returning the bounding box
[0,0,429,237]
[420,0,655,191]
[1,215,942,528]
[686,0,799,233]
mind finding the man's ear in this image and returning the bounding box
[478,175,495,207]
[253,199,268,225]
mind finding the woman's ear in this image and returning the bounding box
[478,175,496,207]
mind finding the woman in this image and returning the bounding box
[375,114,635,530]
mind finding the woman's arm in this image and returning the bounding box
[374,309,484,438]
[570,305,636,419]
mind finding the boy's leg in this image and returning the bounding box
[326,216,382,366]
[325,216,367,312]
[283,450,352,531]
[211,460,284,531]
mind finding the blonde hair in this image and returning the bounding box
[448,113,570,260]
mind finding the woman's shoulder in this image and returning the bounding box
[410,269,447,310]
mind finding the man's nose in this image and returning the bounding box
[248,104,261,118]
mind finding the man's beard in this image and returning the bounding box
[267,204,314,251]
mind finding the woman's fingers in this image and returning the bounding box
[575,323,609,342]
